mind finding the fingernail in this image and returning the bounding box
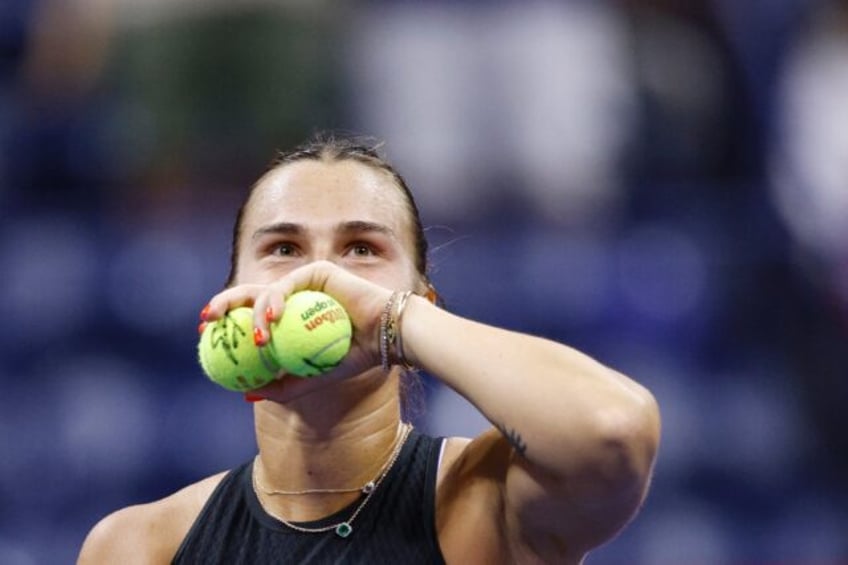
[253,327,266,346]
[200,303,211,321]
[244,393,264,403]
[198,322,208,335]
[265,306,274,324]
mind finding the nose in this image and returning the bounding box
[308,241,337,265]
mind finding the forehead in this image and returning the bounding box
[244,159,411,237]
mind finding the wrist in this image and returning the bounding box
[379,290,416,371]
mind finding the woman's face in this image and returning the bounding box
[235,159,422,292]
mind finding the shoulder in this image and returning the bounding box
[78,471,229,565]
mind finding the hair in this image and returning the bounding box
[225,132,430,421]
[226,132,429,288]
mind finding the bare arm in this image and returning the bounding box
[78,504,177,565]
[78,472,225,564]
[209,260,660,560]
[402,296,661,560]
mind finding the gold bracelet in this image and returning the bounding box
[379,290,416,371]
[393,291,414,369]
[379,291,400,372]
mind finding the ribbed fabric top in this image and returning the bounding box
[173,429,446,564]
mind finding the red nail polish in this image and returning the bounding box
[253,327,265,346]
[244,392,264,403]
[200,303,211,321]
[265,306,274,324]
[198,322,208,335]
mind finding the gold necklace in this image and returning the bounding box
[254,422,405,497]
[252,423,412,538]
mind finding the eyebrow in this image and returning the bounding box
[251,220,396,241]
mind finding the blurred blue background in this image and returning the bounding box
[1,0,847,563]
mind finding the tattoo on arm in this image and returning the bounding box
[495,421,528,456]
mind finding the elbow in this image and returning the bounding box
[590,387,661,499]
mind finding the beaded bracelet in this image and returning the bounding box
[379,290,415,371]
[393,291,414,369]
[379,292,399,372]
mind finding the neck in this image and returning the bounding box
[252,368,404,521]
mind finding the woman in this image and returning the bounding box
[79,135,660,564]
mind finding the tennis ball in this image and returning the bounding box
[270,291,352,377]
[198,307,280,391]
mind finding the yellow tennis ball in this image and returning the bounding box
[270,291,352,377]
[198,307,280,391]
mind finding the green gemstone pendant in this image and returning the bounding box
[335,522,353,538]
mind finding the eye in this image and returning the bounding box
[349,242,377,257]
[271,243,299,257]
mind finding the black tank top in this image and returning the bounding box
[172,429,446,564]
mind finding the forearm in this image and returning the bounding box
[401,295,660,483]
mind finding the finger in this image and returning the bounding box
[248,261,335,326]
[205,284,267,320]
[250,263,339,345]
[267,289,286,324]
[253,280,293,336]
[280,260,335,295]
[251,292,270,345]
[253,284,283,345]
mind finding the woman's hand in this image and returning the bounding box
[202,261,395,380]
